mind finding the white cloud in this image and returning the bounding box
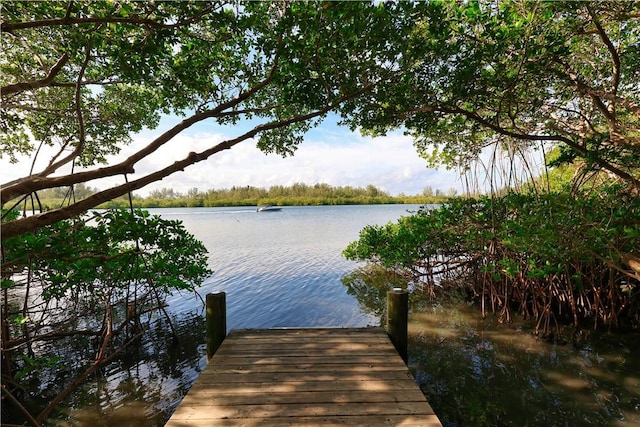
[128,130,462,196]
[1,120,463,197]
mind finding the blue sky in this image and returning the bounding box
[2,113,464,197]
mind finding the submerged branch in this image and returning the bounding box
[34,332,143,425]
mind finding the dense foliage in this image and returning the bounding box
[344,1,640,192]
[1,208,211,424]
[340,1,640,338]
[1,1,407,238]
[344,186,640,335]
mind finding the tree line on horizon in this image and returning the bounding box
[32,182,454,209]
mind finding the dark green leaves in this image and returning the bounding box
[3,209,212,300]
[344,187,640,333]
[343,1,640,188]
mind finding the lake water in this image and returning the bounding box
[55,205,640,427]
[161,204,418,329]
[59,204,422,426]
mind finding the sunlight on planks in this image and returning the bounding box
[166,328,442,427]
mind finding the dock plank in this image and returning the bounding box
[165,328,442,427]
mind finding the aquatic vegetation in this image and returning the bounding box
[344,186,640,336]
[1,209,212,424]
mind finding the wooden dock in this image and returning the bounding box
[166,327,442,426]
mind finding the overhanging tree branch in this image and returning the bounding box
[1,53,69,97]
[442,104,640,188]
[36,40,93,177]
[586,4,621,97]
[1,57,281,206]
[554,58,640,118]
[1,84,374,240]
[1,13,214,34]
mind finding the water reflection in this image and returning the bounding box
[342,265,411,320]
[57,312,206,426]
[33,205,640,425]
[344,267,640,427]
[35,205,417,425]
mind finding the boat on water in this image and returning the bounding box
[257,205,282,212]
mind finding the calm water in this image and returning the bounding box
[59,204,422,425]
[162,205,416,328]
[56,205,640,427]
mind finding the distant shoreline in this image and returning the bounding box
[21,182,453,211]
[97,197,444,209]
[18,197,448,213]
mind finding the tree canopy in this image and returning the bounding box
[1,0,406,238]
[3,1,639,235]
[342,1,640,192]
[3,1,640,424]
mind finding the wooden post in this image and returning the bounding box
[386,287,408,364]
[206,292,226,359]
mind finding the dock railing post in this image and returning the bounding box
[386,287,408,364]
[206,292,226,359]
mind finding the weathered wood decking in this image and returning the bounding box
[166,327,442,426]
